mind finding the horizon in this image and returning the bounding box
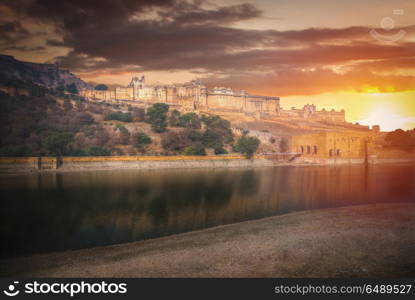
[1,0,414,131]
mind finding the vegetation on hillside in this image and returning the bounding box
[0,91,263,157]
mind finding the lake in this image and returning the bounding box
[1,163,414,258]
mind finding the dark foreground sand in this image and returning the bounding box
[1,203,414,277]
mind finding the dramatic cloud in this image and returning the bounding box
[1,0,415,96]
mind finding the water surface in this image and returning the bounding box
[1,164,414,258]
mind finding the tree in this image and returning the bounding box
[95,84,108,91]
[0,145,32,157]
[147,103,169,133]
[169,109,182,127]
[104,111,132,122]
[66,83,79,94]
[202,129,222,149]
[235,136,260,159]
[44,131,73,155]
[88,146,111,156]
[134,132,152,150]
[201,115,234,144]
[179,112,201,129]
[182,145,206,156]
[385,129,415,151]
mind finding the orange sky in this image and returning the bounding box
[1,0,414,131]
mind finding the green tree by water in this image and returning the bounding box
[235,136,260,159]
[44,132,74,155]
[88,146,111,156]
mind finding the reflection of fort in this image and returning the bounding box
[2,165,415,257]
[81,75,346,122]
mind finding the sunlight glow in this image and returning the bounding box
[358,102,415,132]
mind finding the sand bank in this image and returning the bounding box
[1,203,414,277]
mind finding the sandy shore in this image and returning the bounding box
[1,203,414,278]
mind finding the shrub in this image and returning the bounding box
[202,129,223,149]
[0,145,32,157]
[88,146,111,156]
[185,130,203,142]
[114,123,125,131]
[182,145,206,156]
[235,136,260,159]
[214,146,228,155]
[134,132,152,149]
[146,103,169,133]
[179,112,201,129]
[44,131,74,156]
[104,111,133,122]
[169,110,182,127]
[69,149,88,156]
[161,131,189,152]
[118,126,131,145]
[201,115,234,144]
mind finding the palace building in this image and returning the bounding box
[81,75,346,122]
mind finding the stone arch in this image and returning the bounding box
[313,145,318,154]
[329,149,334,157]
[306,145,311,154]
[336,149,341,156]
[300,146,304,153]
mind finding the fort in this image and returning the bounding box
[81,75,346,122]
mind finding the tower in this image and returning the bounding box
[128,75,146,100]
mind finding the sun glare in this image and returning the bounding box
[358,102,415,131]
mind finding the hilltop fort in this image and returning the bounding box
[1,56,396,163]
[82,75,346,123]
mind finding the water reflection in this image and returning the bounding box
[1,164,414,258]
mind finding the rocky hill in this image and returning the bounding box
[0,55,92,90]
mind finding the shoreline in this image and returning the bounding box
[1,202,414,277]
[1,155,415,176]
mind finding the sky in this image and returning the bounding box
[1,0,414,131]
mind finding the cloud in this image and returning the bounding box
[1,0,415,96]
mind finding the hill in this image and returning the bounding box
[0,55,92,91]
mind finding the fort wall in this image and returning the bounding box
[81,77,345,124]
[290,131,375,159]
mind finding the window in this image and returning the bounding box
[300,146,304,153]
[329,149,333,157]
[306,145,311,154]
[313,145,318,154]
[336,149,341,156]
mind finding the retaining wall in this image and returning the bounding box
[0,155,274,174]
